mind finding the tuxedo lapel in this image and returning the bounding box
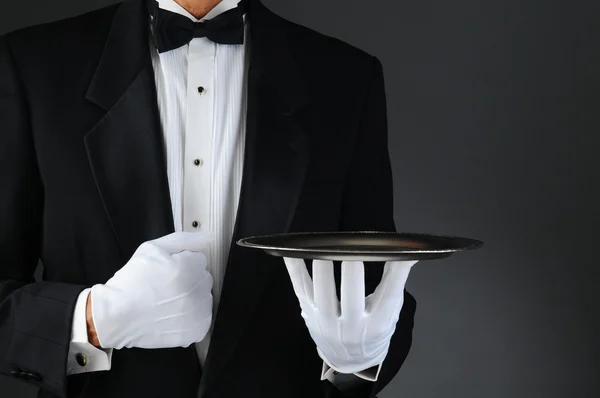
[84,0,175,262]
[198,0,311,395]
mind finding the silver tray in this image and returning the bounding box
[236,231,483,261]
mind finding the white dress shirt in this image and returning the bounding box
[66,0,378,388]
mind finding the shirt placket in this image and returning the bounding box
[183,38,215,235]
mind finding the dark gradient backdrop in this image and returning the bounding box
[1,0,599,397]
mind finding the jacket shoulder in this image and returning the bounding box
[3,3,120,56]
[274,10,375,68]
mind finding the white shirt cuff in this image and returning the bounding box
[67,288,113,375]
[321,360,382,383]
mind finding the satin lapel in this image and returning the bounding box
[84,0,174,262]
[198,0,311,396]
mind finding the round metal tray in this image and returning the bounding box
[237,231,483,261]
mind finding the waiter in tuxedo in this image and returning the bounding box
[0,0,417,397]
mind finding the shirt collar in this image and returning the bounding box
[156,0,240,22]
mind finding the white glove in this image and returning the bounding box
[283,258,417,374]
[90,231,214,350]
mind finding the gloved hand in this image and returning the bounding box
[283,258,417,374]
[90,231,214,350]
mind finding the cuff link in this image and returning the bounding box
[75,352,88,367]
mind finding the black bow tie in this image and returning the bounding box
[148,0,250,53]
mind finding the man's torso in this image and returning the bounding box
[2,0,377,396]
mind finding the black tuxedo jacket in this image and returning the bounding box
[0,0,416,397]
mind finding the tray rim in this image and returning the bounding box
[236,230,484,254]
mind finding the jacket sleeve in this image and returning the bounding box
[0,34,88,398]
[322,55,417,398]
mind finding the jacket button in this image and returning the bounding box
[19,372,30,380]
[28,372,42,382]
[10,369,21,377]
[75,352,88,367]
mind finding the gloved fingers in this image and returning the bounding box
[340,260,365,318]
[283,257,314,305]
[172,250,209,271]
[312,259,340,318]
[365,260,416,315]
[148,231,214,254]
[382,260,417,288]
[160,316,212,344]
[164,251,209,291]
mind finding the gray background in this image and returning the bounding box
[1,0,599,397]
